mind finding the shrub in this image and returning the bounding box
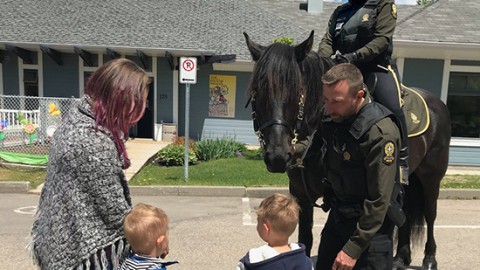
[196,138,247,161]
[172,136,197,152]
[242,148,263,160]
[157,144,197,166]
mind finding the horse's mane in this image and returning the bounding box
[248,43,303,107]
[247,42,335,136]
[299,52,335,133]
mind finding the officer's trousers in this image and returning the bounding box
[363,68,408,150]
[316,210,394,270]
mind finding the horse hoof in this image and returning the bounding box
[422,256,437,270]
[393,258,407,270]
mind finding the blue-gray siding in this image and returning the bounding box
[449,146,480,166]
[177,64,252,141]
[402,58,444,98]
[201,118,257,145]
[43,53,79,97]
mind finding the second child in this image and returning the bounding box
[236,193,313,270]
[121,203,178,270]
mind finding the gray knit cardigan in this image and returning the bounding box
[30,96,132,270]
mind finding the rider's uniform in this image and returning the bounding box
[318,0,409,183]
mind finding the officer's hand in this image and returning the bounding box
[332,250,357,270]
[334,52,358,64]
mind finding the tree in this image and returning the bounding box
[417,0,434,5]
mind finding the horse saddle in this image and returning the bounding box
[366,75,429,137]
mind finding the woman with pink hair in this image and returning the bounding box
[30,58,150,270]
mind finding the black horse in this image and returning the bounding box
[244,31,451,270]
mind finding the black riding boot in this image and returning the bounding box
[397,110,409,185]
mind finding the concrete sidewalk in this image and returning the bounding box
[124,138,170,180]
[445,166,480,175]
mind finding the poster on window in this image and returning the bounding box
[209,75,236,118]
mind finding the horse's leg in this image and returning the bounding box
[288,169,315,256]
[416,166,443,270]
[412,153,446,269]
[422,188,439,270]
[298,200,314,256]
[394,221,412,270]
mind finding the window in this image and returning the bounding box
[447,72,480,138]
[24,69,39,110]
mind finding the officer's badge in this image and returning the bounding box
[410,112,420,124]
[391,3,397,19]
[343,151,351,161]
[362,13,369,22]
[383,141,395,165]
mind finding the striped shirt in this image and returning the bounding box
[120,253,178,270]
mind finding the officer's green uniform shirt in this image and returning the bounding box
[323,98,399,259]
[318,0,397,65]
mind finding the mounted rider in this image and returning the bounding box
[317,0,409,184]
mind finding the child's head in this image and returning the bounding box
[256,193,299,242]
[124,203,169,258]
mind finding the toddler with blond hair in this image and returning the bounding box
[121,203,178,270]
[236,193,313,269]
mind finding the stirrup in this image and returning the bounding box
[400,165,409,185]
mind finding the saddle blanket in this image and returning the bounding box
[401,84,429,137]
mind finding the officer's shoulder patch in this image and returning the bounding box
[383,141,395,165]
[391,3,397,19]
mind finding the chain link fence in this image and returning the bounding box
[0,95,79,159]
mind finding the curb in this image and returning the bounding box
[4,182,480,200]
[129,186,480,200]
[128,186,290,198]
[438,189,480,200]
[0,181,30,193]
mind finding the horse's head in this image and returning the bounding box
[244,31,315,173]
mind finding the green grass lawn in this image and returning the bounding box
[2,158,480,189]
[441,174,480,189]
[130,160,480,189]
[130,157,289,187]
[0,164,46,189]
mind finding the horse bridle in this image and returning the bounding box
[246,92,323,208]
[246,92,305,149]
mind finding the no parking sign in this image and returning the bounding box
[179,57,197,182]
[179,57,197,84]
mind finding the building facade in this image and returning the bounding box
[1,0,479,165]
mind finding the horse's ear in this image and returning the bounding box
[295,30,314,62]
[244,32,266,62]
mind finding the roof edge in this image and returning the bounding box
[0,41,217,57]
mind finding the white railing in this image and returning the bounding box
[0,94,79,155]
[0,109,41,130]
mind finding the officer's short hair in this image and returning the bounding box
[256,193,299,237]
[322,63,364,96]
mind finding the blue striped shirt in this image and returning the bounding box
[120,253,178,270]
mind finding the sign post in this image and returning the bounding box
[179,57,197,182]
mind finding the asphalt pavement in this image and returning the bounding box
[3,194,480,270]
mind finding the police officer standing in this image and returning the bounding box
[318,0,409,184]
[316,63,401,270]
